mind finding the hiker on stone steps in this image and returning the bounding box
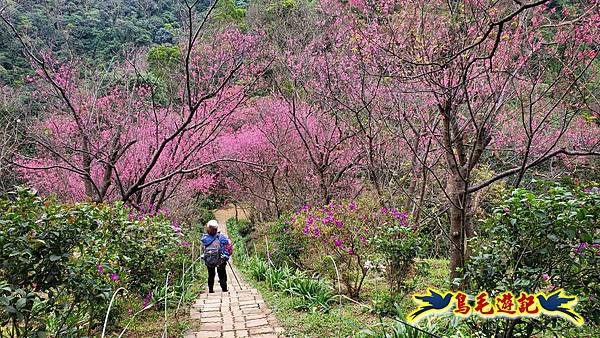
[201,219,233,293]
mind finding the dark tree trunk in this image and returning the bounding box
[448,174,467,286]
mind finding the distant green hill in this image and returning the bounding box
[0,0,214,85]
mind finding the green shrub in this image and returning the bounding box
[276,267,306,293]
[262,218,307,267]
[196,193,227,211]
[227,218,251,265]
[264,264,290,290]
[0,187,191,336]
[237,219,254,238]
[369,291,406,317]
[197,207,216,228]
[464,183,600,336]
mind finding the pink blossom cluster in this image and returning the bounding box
[288,200,413,257]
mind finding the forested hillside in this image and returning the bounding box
[0,0,221,84]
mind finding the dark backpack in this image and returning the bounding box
[203,235,226,268]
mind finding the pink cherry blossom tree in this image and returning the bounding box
[218,96,361,219]
[252,0,600,282]
[1,1,266,209]
[344,0,600,282]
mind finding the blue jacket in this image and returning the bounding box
[201,232,232,259]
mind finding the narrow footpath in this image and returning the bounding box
[185,206,285,338]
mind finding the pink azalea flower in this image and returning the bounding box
[143,292,153,307]
[575,242,589,253]
[313,227,321,238]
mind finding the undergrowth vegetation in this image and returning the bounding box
[0,187,206,337]
[227,217,457,337]
[228,182,600,337]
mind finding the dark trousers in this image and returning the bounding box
[207,262,228,291]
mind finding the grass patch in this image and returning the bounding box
[237,258,451,337]
[245,272,372,337]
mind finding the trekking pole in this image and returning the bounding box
[227,260,243,290]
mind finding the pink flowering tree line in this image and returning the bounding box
[224,0,600,283]
[281,0,600,283]
[218,96,361,219]
[1,1,267,210]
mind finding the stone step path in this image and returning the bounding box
[185,205,285,338]
[185,268,284,338]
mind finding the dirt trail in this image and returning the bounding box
[213,205,248,237]
[185,205,284,338]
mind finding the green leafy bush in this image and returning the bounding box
[464,183,600,336]
[264,263,290,289]
[229,218,337,313]
[369,291,406,317]
[236,219,254,238]
[226,218,251,265]
[196,193,227,211]
[197,208,216,228]
[261,219,307,267]
[0,187,191,336]
[248,256,269,282]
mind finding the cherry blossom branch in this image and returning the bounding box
[136,159,271,190]
[469,149,600,193]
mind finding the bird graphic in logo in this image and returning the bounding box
[537,289,584,326]
[407,288,454,323]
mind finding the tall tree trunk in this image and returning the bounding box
[413,168,428,226]
[81,141,96,200]
[404,132,421,213]
[318,169,331,204]
[448,172,471,287]
[366,135,384,207]
[269,167,281,218]
[440,101,474,288]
